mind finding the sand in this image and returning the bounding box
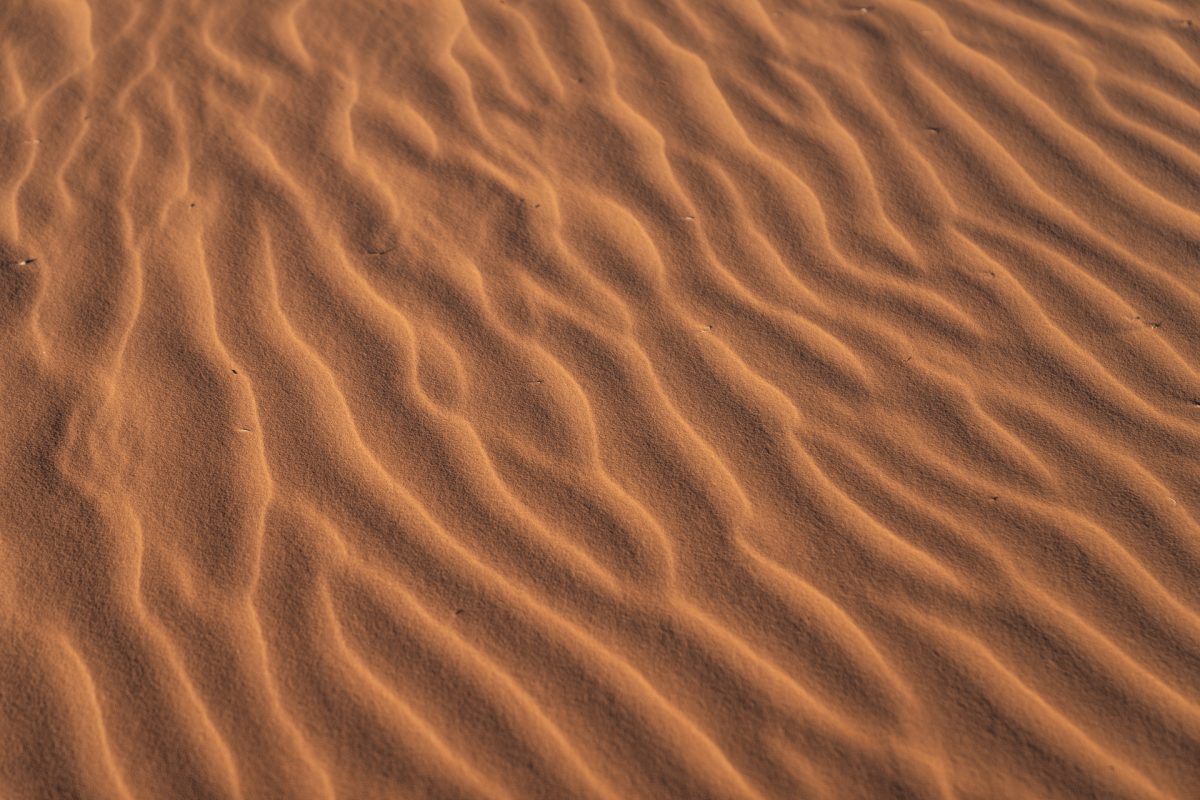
[1,0,1199,797]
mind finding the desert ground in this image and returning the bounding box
[2,1,1199,798]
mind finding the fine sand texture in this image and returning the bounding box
[3,1,1200,798]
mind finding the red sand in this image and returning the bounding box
[2,1,1199,797]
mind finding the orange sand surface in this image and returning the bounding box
[2,1,1200,798]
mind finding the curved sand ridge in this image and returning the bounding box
[2,1,1199,797]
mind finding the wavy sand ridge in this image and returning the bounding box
[2,0,1199,797]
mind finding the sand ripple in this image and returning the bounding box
[1,1,1199,797]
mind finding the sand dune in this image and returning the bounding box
[1,0,1199,797]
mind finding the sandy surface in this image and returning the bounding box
[2,1,1199,798]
